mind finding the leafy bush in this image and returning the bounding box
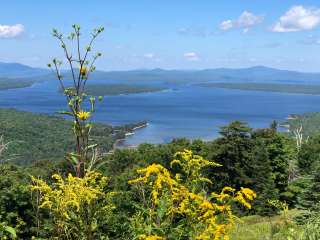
[31,171,116,239]
[129,150,256,239]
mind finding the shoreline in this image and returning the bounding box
[110,122,149,152]
[124,122,149,136]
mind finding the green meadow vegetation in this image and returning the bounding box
[1,25,320,240]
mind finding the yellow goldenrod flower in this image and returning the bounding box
[129,150,256,240]
[139,235,165,240]
[77,110,91,120]
[30,171,115,236]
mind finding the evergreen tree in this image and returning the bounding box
[298,135,320,175]
[252,129,290,195]
[270,120,278,131]
[208,121,254,190]
[251,142,278,215]
[298,163,320,211]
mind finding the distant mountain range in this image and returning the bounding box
[0,62,49,78]
[89,66,320,84]
[0,62,320,84]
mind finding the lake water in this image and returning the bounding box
[1,80,320,146]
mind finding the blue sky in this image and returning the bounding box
[1,1,320,71]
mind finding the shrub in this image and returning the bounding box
[129,150,256,239]
[31,171,116,239]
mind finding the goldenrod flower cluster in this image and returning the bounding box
[129,150,256,240]
[31,171,115,230]
[139,235,165,240]
[171,149,222,188]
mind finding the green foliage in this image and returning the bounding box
[252,129,291,195]
[31,171,116,240]
[0,222,16,239]
[0,118,316,239]
[128,150,256,239]
[284,112,320,138]
[49,25,105,177]
[250,142,278,216]
[104,122,294,217]
[0,108,138,165]
[229,209,302,240]
[298,164,320,211]
[0,164,34,238]
[230,211,320,240]
[281,178,309,208]
[297,135,320,174]
[209,121,254,189]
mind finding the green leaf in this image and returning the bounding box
[5,226,16,238]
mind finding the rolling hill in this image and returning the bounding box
[0,62,320,88]
[0,62,49,78]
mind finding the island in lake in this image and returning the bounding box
[0,78,35,90]
[200,83,320,95]
[58,84,166,96]
[84,84,166,96]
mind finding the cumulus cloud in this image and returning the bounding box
[0,24,25,38]
[219,11,263,33]
[184,52,200,61]
[271,6,320,32]
[220,20,233,31]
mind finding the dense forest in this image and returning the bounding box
[2,119,320,239]
[0,108,145,165]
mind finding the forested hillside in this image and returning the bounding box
[0,108,143,164]
[3,119,320,239]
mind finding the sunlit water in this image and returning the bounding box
[0,80,320,146]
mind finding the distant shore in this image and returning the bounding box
[111,122,149,151]
[59,84,167,96]
[200,83,320,95]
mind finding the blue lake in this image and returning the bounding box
[1,80,320,146]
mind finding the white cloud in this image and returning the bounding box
[0,24,25,38]
[238,11,263,29]
[220,20,233,31]
[271,6,320,32]
[219,11,263,32]
[184,52,200,61]
[143,53,155,59]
